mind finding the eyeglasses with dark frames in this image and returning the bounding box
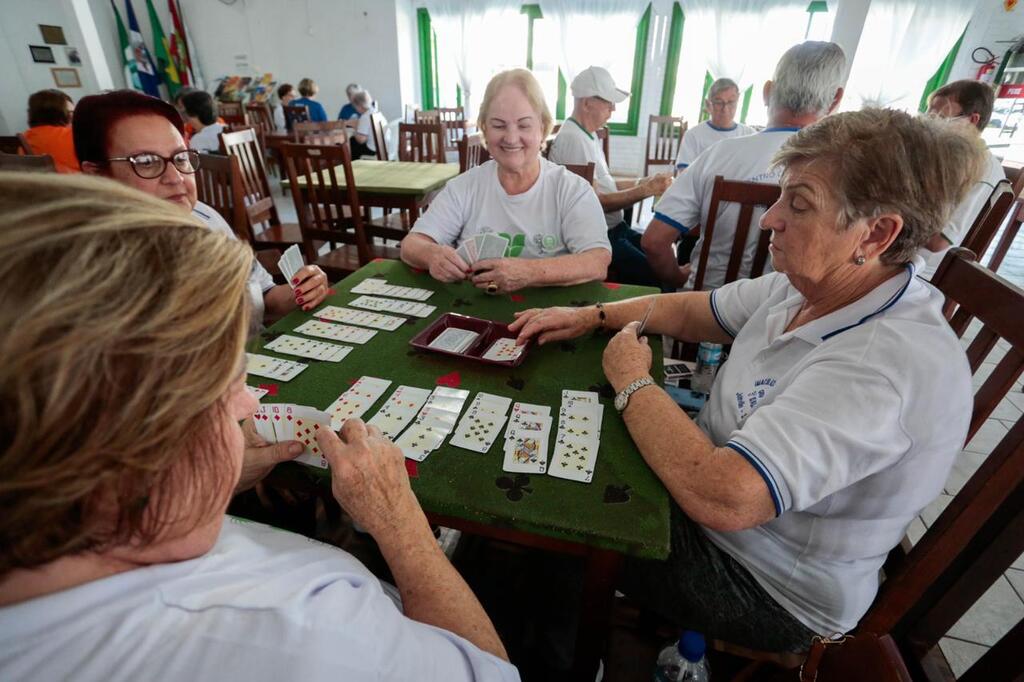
[106,150,201,179]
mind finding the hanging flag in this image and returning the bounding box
[111,0,142,90]
[167,0,190,86]
[176,0,204,89]
[124,0,161,97]
[145,0,180,97]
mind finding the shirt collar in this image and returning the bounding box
[760,126,801,133]
[567,117,594,139]
[706,121,738,132]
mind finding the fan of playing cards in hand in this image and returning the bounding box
[455,233,510,266]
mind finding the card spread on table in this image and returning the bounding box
[428,327,479,354]
[293,319,377,345]
[278,245,305,286]
[502,412,552,475]
[350,278,433,301]
[348,295,436,319]
[395,386,470,461]
[450,392,513,453]
[316,305,405,331]
[246,386,269,400]
[325,376,392,430]
[253,403,330,469]
[246,352,308,382]
[366,385,432,439]
[456,233,510,266]
[548,391,603,483]
[481,337,523,363]
[264,334,353,362]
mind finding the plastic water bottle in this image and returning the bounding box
[690,342,723,395]
[654,630,711,681]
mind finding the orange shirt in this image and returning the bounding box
[22,125,80,173]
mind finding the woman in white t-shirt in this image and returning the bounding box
[401,69,610,294]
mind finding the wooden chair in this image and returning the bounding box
[245,102,276,132]
[194,152,248,241]
[219,127,303,251]
[692,175,781,291]
[433,107,468,154]
[217,100,246,126]
[0,153,56,172]
[283,104,310,131]
[294,120,348,146]
[369,112,389,161]
[960,181,1014,259]
[280,142,401,279]
[986,198,1023,274]
[563,162,596,186]
[0,135,31,155]
[458,133,490,173]
[595,126,611,167]
[643,115,686,177]
[413,109,440,125]
[397,123,445,163]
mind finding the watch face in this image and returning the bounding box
[614,393,627,411]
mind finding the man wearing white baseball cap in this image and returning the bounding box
[549,66,672,287]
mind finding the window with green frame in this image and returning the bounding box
[417,3,652,136]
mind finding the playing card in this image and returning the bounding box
[246,353,307,382]
[367,385,432,438]
[395,419,448,461]
[561,390,600,404]
[264,334,352,362]
[253,403,277,442]
[349,295,436,319]
[429,327,479,354]
[469,392,513,415]
[548,433,599,483]
[247,386,269,400]
[278,244,304,285]
[325,376,393,430]
[293,319,377,344]
[350,278,434,301]
[316,306,405,331]
[450,407,507,453]
[481,337,523,362]
[291,406,331,469]
[476,233,510,261]
[557,402,605,436]
[502,434,549,474]
[506,414,552,441]
[511,402,551,418]
[455,240,476,267]
[423,386,470,416]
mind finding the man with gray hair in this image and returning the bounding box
[349,90,383,160]
[338,82,362,121]
[642,41,846,290]
[674,77,754,172]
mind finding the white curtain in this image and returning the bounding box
[842,0,980,112]
[421,0,525,119]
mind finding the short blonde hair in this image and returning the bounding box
[477,68,554,142]
[298,78,318,97]
[773,109,988,265]
[0,173,253,574]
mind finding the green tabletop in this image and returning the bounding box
[249,260,671,560]
[284,159,459,195]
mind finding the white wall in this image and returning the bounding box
[947,0,1023,84]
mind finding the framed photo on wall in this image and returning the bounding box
[29,45,56,64]
[66,47,82,66]
[51,68,81,88]
[39,25,67,45]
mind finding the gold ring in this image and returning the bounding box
[486,282,498,294]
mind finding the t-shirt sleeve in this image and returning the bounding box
[547,131,594,167]
[726,361,911,516]
[409,178,469,247]
[707,272,786,338]
[675,129,699,169]
[654,151,708,233]
[273,105,286,131]
[558,176,612,254]
[356,113,371,140]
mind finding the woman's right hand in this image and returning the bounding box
[428,245,471,283]
[508,306,598,346]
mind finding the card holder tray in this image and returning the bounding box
[409,313,531,367]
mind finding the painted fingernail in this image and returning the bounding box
[296,297,304,304]
[303,305,311,311]
[291,277,299,285]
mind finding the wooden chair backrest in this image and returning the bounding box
[369,112,389,160]
[219,127,281,232]
[294,120,347,146]
[245,102,276,133]
[595,125,610,166]
[986,198,1023,274]
[859,249,1024,681]
[0,153,56,173]
[563,162,596,186]
[217,100,246,126]
[0,135,30,155]
[397,123,445,163]
[283,104,310,131]
[195,152,249,241]
[458,133,490,173]
[961,181,1014,259]
[280,142,370,264]
[692,175,781,291]
[645,115,687,176]
[414,109,440,124]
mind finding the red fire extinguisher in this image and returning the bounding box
[974,47,998,83]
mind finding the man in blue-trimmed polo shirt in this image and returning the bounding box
[673,78,755,173]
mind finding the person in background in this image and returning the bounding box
[72,90,329,335]
[920,79,1007,279]
[338,82,362,121]
[291,78,328,123]
[401,68,611,294]
[349,90,383,160]
[0,173,519,682]
[548,66,671,287]
[181,90,226,154]
[642,41,846,291]
[674,78,755,173]
[20,89,79,173]
[273,82,296,131]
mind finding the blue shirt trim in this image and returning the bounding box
[653,211,689,233]
[706,122,738,132]
[820,263,914,341]
[708,289,737,338]
[761,126,801,133]
[726,441,783,517]
[675,162,689,170]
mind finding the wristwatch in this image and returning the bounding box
[614,376,655,412]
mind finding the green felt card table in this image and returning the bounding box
[249,259,671,680]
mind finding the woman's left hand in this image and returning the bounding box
[471,258,532,294]
[292,265,330,311]
[235,418,304,493]
[602,321,653,393]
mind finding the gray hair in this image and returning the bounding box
[351,90,372,108]
[772,108,987,265]
[707,78,739,100]
[346,83,361,96]
[769,41,846,118]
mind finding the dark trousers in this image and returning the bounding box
[607,220,661,288]
[350,139,374,160]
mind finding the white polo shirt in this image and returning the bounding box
[0,517,520,682]
[192,201,276,335]
[655,128,797,290]
[188,122,226,153]
[918,149,1006,279]
[548,117,622,229]
[694,258,971,635]
[410,158,610,258]
[674,120,755,171]
[355,108,384,153]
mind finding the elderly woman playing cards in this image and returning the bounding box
[0,174,518,681]
[400,69,611,294]
[509,109,986,651]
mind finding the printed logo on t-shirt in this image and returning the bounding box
[497,232,526,257]
[735,376,777,422]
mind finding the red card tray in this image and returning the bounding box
[409,312,531,367]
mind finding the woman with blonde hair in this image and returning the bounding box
[291,76,328,122]
[0,173,517,681]
[401,68,610,294]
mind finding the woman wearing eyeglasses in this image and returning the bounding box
[73,90,329,335]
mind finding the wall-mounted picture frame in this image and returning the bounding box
[51,67,81,88]
[65,46,82,66]
[39,25,67,45]
[29,45,56,64]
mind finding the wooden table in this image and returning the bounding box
[250,260,671,680]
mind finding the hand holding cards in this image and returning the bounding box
[253,403,331,469]
[455,233,510,268]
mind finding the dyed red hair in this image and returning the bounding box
[72,90,185,165]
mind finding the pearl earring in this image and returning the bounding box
[854,255,866,266]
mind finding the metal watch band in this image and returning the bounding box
[615,376,654,412]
